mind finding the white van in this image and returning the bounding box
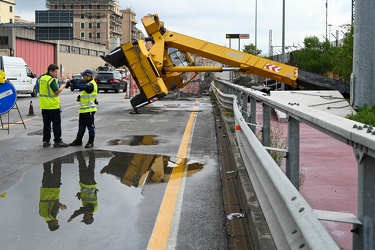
[0,56,38,97]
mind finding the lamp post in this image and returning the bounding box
[327,24,332,41]
[255,0,258,49]
[281,0,285,90]
[325,0,328,39]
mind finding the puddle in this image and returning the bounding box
[27,129,43,136]
[0,150,203,249]
[107,134,159,146]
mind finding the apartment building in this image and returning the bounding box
[120,8,144,43]
[46,0,123,49]
[0,0,15,24]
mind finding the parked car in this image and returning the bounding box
[95,71,127,93]
[67,73,84,91]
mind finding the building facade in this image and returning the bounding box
[120,8,144,44]
[46,0,123,49]
[0,0,15,24]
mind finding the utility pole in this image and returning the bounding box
[255,0,258,49]
[325,0,328,39]
[281,0,285,90]
[352,0,375,109]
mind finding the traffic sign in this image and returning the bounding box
[226,34,249,39]
[226,34,240,39]
[0,81,17,115]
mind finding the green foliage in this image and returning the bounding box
[293,36,335,75]
[293,25,353,84]
[332,25,353,83]
[346,105,375,126]
[242,43,262,56]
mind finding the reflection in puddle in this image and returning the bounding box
[0,150,203,248]
[107,134,159,146]
[100,152,203,187]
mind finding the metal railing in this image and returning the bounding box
[212,79,374,250]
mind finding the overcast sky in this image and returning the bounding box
[14,0,352,55]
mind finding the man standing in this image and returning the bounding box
[39,159,67,231]
[67,151,98,225]
[39,64,68,147]
[69,69,98,148]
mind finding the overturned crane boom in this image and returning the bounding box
[101,14,298,112]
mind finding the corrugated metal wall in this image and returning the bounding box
[15,38,55,77]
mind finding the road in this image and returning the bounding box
[0,89,230,249]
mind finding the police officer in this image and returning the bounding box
[39,64,68,147]
[69,69,98,148]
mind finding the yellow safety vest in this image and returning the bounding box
[79,182,98,214]
[39,187,60,222]
[79,79,98,113]
[39,75,60,110]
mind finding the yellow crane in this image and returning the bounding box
[101,14,298,113]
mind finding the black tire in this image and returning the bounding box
[31,86,37,97]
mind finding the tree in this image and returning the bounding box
[332,25,353,83]
[293,36,335,75]
[242,43,262,56]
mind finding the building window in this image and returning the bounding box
[9,18,13,23]
[71,5,73,9]
[80,32,85,38]
[90,50,97,56]
[96,33,101,38]
[81,5,84,9]
[9,6,13,13]
[97,14,100,19]
[97,5,100,9]
[81,48,89,55]
[60,44,70,53]
[88,33,92,38]
[72,47,80,54]
[88,14,92,19]
[62,5,65,9]
[81,14,84,19]
[97,23,100,29]
[81,23,84,29]
[89,23,92,29]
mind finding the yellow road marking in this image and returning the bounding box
[148,100,199,250]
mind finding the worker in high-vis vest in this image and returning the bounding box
[38,64,68,148]
[67,151,98,225]
[39,159,67,231]
[69,69,98,148]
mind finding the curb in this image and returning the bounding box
[219,106,276,250]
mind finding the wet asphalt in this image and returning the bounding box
[0,90,228,250]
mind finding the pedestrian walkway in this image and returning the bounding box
[253,91,357,250]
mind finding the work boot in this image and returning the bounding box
[69,138,82,146]
[85,137,94,148]
[42,141,51,147]
[53,141,69,147]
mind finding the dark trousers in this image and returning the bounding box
[42,160,62,188]
[42,109,62,143]
[76,151,96,185]
[77,112,95,140]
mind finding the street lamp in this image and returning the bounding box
[255,0,258,49]
[327,24,333,41]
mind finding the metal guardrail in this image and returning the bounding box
[212,79,375,250]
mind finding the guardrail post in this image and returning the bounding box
[262,103,271,147]
[242,94,249,122]
[286,116,300,190]
[353,152,375,250]
[250,97,257,133]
